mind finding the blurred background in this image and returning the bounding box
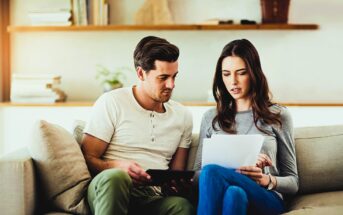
[3,0,343,103]
[1,0,343,155]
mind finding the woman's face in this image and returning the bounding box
[221,56,251,102]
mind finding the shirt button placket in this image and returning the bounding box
[150,111,155,143]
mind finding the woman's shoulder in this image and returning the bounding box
[269,104,289,115]
[269,104,293,126]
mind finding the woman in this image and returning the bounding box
[193,39,298,215]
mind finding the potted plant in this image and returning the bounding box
[96,65,131,92]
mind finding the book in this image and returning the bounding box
[10,74,67,103]
[29,11,71,22]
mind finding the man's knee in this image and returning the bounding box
[162,197,194,215]
[94,168,132,191]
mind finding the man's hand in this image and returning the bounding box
[236,166,269,187]
[111,160,151,185]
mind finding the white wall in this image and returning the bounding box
[9,0,343,103]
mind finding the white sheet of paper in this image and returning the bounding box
[201,134,265,169]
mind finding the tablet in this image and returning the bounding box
[146,169,195,186]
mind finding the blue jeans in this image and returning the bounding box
[197,165,285,215]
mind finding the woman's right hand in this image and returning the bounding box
[256,153,272,169]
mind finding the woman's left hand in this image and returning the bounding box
[236,166,269,187]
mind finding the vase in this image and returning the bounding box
[260,0,291,23]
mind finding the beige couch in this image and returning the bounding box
[1,123,343,215]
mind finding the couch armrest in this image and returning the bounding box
[0,148,36,215]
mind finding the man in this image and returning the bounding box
[82,36,194,215]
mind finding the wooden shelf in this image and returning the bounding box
[7,24,319,32]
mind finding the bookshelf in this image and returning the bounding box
[2,22,319,102]
[7,24,319,32]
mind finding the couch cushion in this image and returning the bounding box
[187,134,199,170]
[288,191,343,211]
[295,125,343,194]
[29,120,91,215]
[72,120,86,145]
[284,206,343,215]
[0,149,36,215]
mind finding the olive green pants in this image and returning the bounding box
[87,168,194,215]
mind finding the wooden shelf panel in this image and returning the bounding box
[7,24,319,32]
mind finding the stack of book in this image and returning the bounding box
[73,0,109,26]
[10,74,67,104]
[72,0,88,26]
[28,9,72,26]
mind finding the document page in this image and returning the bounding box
[201,134,264,169]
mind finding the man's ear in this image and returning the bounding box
[136,66,145,81]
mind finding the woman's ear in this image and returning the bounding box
[136,66,145,81]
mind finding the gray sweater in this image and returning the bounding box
[193,105,299,196]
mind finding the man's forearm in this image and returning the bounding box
[84,155,114,176]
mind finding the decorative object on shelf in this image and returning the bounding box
[10,74,67,103]
[240,19,257,25]
[260,0,291,23]
[135,0,173,25]
[200,19,233,25]
[96,65,131,92]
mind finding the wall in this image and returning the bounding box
[9,0,343,102]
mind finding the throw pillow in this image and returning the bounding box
[72,120,86,145]
[29,120,91,214]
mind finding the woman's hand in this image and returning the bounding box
[256,153,273,169]
[236,166,270,187]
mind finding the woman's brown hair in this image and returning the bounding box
[212,39,281,134]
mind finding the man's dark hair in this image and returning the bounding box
[133,36,179,72]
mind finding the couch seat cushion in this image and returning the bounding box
[287,191,343,212]
[284,206,343,215]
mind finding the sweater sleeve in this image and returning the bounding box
[274,107,299,194]
[193,109,215,171]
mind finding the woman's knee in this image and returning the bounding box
[200,164,235,181]
[225,186,248,204]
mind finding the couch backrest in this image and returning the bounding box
[187,125,343,195]
[294,125,343,194]
[74,121,343,195]
[187,134,200,170]
[73,121,200,170]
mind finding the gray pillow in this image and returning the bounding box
[295,125,343,194]
[72,120,86,145]
[29,120,91,215]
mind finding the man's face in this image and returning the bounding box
[142,60,178,103]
